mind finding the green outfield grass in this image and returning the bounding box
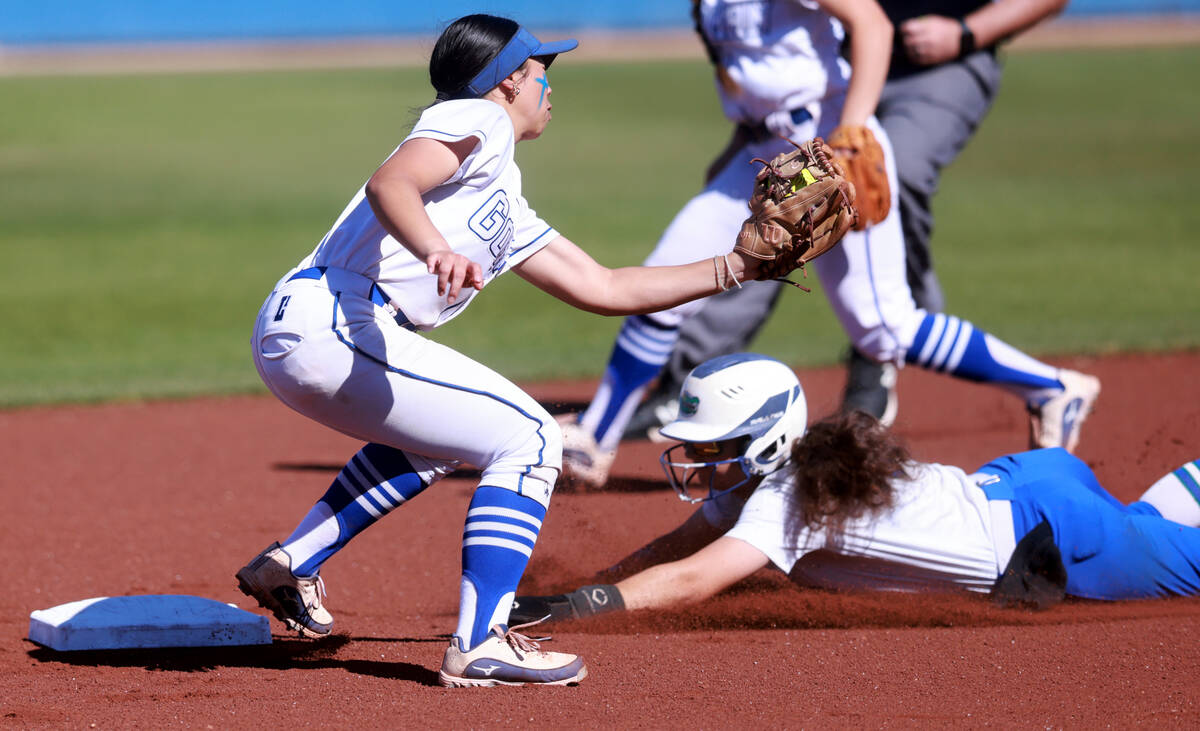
[1,45,1197,407]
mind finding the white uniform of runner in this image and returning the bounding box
[253,99,561,507]
[711,462,1011,593]
[640,0,917,361]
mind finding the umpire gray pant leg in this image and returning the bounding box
[664,279,785,388]
[875,51,1003,312]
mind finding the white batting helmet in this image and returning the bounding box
[658,353,807,502]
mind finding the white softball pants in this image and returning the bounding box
[642,114,922,364]
[252,267,561,509]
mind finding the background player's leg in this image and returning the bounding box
[577,313,681,450]
[577,122,817,453]
[843,56,1004,419]
[901,312,1100,451]
[564,169,755,486]
[623,280,785,440]
[815,117,1098,450]
[904,312,1059,391]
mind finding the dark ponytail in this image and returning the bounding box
[430,14,519,102]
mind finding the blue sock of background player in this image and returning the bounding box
[905,313,1061,392]
[576,315,678,451]
[279,444,543,649]
[579,311,1071,454]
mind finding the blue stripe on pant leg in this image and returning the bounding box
[292,443,428,576]
[458,485,546,649]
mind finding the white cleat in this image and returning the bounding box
[235,542,333,639]
[557,416,616,490]
[438,624,587,687]
[1028,369,1101,453]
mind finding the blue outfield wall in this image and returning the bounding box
[2,0,1199,46]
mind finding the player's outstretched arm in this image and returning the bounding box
[616,537,770,610]
[593,508,727,584]
[513,234,757,316]
[510,537,770,624]
[517,140,856,309]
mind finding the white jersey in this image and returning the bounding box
[299,99,557,330]
[720,462,1006,593]
[698,0,850,124]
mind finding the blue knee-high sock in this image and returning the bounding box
[905,313,1060,394]
[580,315,679,450]
[283,443,428,577]
[457,486,545,649]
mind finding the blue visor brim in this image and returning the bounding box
[458,27,577,98]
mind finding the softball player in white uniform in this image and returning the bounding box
[234,14,783,688]
[512,355,1200,624]
[562,0,1098,488]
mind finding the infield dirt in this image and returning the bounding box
[3,350,1198,726]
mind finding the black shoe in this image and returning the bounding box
[841,348,898,426]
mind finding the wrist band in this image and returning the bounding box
[567,584,626,618]
[959,18,977,58]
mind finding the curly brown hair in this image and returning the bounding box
[785,411,912,548]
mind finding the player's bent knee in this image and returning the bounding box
[477,408,561,510]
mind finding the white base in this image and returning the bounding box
[28,595,272,651]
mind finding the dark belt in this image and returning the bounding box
[739,107,814,144]
[288,266,414,330]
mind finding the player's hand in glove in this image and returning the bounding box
[826,124,890,231]
[732,137,858,291]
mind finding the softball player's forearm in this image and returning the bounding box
[823,0,891,127]
[601,257,753,315]
[617,537,772,610]
[596,509,725,582]
[616,561,717,611]
[516,236,756,316]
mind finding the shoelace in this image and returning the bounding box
[500,618,552,659]
[299,574,327,609]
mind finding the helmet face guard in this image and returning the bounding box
[659,443,755,504]
[656,353,807,503]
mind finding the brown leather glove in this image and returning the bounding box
[733,137,858,286]
[827,124,891,231]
